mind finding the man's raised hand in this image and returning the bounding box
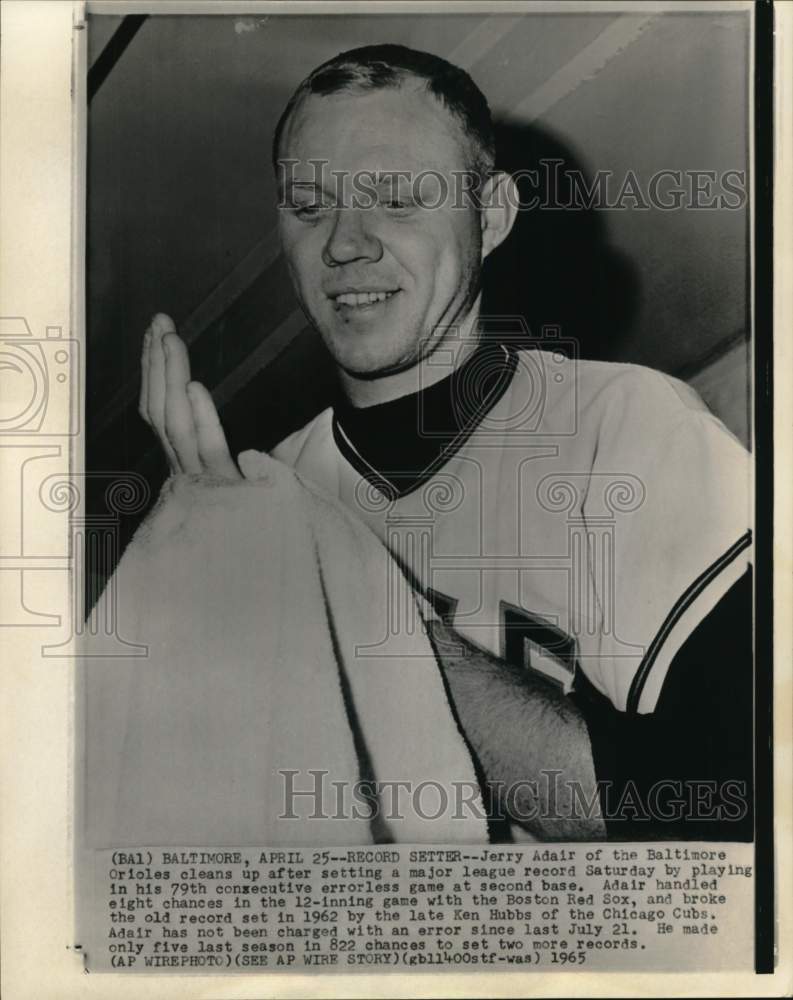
[139,313,242,479]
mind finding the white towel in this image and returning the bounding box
[80,452,487,846]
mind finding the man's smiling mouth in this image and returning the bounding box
[329,289,400,309]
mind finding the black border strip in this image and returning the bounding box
[626,532,752,714]
[87,14,148,102]
[753,0,774,977]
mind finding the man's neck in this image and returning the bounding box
[337,301,482,408]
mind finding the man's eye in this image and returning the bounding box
[293,203,331,220]
[381,198,414,214]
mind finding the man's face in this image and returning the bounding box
[277,84,484,378]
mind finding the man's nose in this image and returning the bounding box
[322,208,383,266]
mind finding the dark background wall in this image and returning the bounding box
[86,10,751,574]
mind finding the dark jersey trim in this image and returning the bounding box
[625,530,753,714]
[332,421,400,499]
[332,343,518,501]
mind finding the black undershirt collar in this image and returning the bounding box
[332,340,518,499]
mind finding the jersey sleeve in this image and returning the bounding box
[575,368,752,714]
[570,567,753,840]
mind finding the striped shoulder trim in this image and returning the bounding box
[625,530,753,714]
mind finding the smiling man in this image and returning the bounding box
[274,57,513,404]
[139,45,753,841]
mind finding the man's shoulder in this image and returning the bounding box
[543,353,710,419]
[519,351,743,451]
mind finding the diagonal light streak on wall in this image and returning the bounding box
[92,229,283,433]
[503,14,656,123]
[180,230,282,345]
[446,15,527,65]
[211,308,308,409]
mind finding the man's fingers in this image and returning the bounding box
[187,382,241,479]
[151,312,177,339]
[139,328,152,425]
[144,315,194,474]
[146,315,172,433]
[162,334,202,473]
[140,313,237,479]
[163,326,192,387]
[141,317,180,472]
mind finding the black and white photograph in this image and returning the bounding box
[1,0,789,994]
[82,4,755,842]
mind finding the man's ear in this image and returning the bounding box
[479,171,519,260]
